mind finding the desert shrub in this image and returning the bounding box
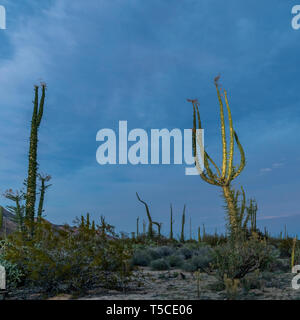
[240,271,264,293]
[179,247,193,259]
[0,243,23,289]
[147,247,161,260]
[213,233,276,281]
[150,258,170,271]
[131,250,151,266]
[190,253,213,270]
[1,217,133,296]
[279,238,295,258]
[202,234,227,247]
[154,246,175,257]
[182,261,197,272]
[167,254,185,268]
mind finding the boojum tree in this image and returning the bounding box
[188,76,246,236]
[37,173,52,222]
[25,84,46,234]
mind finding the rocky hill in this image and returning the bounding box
[0,206,67,237]
[0,206,18,236]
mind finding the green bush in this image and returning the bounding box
[279,238,295,258]
[131,250,151,266]
[155,246,175,257]
[150,258,170,271]
[167,254,184,268]
[182,261,197,272]
[0,249,23,289]
[1,217,133,296]
[213,234,275,281]
[179,247,192,259]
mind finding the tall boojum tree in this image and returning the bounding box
[25,83,46,233]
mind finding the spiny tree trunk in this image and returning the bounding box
[25,84,46,234]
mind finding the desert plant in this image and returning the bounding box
[247,198,258,232]
[1,217,133,295]
[136,193,161,238]
[131,250,151,266]
[279,237,295,258]
[170,204,174,240]
[0,207,3,231]
[0,248,23,289]
[179,246,192,259]
[136,217,139,237]
[150,258,170,271]
[291,237,297,270]
[180,205,186,243]
[196,269,201,298]
[167,254,185,268]
[213,233,275,281]
[224,274,240,300]
[198,226,201,243]
[37,173,52,222]
[25,83,47,235]
[188,76,246,237]
[3,189,25,232]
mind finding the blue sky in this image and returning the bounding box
[0,0,300,237]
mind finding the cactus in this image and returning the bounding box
[227,186,255,235]
[291,237,297,270]
[37,173,52,222]
[224,274,240,300]
[189,217,192,240]
[180,204,186,242]
[202,223,206,242]
[25,83,46,234]
[188,76,245,236]
[198,226,201,243]
[136,217,139,237]
[170,204,174,240]
[142,219,146,234]
[0,206,3,231]
[246,198,257,232]
[284,225,287,240]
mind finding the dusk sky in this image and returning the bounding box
[0,0,300,237]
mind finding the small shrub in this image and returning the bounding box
[190,254,213,270]
[147,248,161,260]
[155,246,175,257]
[241,271,263,293]
[167,254,184,268]
[0,254,23,289]
[179,247,192,259]
[150,258,170,271]
[131,250,151,266]
[279,238,295,258]
[213,233,275,281]
[182,261,197,272]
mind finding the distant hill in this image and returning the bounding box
[0,206,67,237]
[0,206,18,236]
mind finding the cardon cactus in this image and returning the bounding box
[188,76,246,236]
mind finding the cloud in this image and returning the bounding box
[258,213,300,221]
[259,162,284,174]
